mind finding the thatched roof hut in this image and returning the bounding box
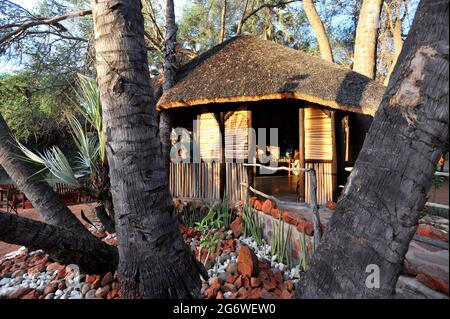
[156,35,385,116]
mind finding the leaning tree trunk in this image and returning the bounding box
[0,114,90,236]
[384,5,404,85]
[159,0,177,178]
[303,0,334,62]
[296,0,448,299]
[353,0,384,78]
[91,0,206,299]
[0,211,118,273]
[219,0,227,43]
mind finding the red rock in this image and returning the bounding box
[237,246,259,277]
[222,283,237,293]
[261,200,274,214]
[270,208,281,219]
[249,288,262,299]
[250,197,257,206]
[282,210,299,225]
[326,201,337,210]
[57,281,66,290]
[242,276,250,289]
[43,283,58,295]
[106,289,119,299]
[112,281,121,291]
[95,285,111,298]
[54,267,66,280]
[85,274,97,284]
[204,282,221,299]
[297,219,314,236]
[101,272,114,286]
[21,289,41,299]
[281,290,293,299]
[286,281,294,292]
[237,287,248,299]
[179,224,187,234]
[402,258,417,276]
[27,264,45,275]
[216,291,224,299]
[254,200,262,211]
[8,288,33,299]
[416,224,448,242]
[263,280,276,292]
[226,274,236,284]
[274,288,282,297]
[416,265,449,295]
[46,262,64,272]
[92,277,101,289]
[230,217,243,238]
[234,276,243,288]
[274,271,284,284]
[250,277,261,288]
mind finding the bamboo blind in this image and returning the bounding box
[169,162,248,202]
[304,107,333,204]
[199,108,250,161]
[304,108,333,161]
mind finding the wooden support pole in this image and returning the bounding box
[298,108,306,202]
[330,111,339,201]
[218,111,226,200]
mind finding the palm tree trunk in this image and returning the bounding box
[160,0,177,177]
[0,114,90,236]
[296,0,449,298]
[303,0,333,62]
[353,0,384,79]
[0,211,118,273]
[91,0,206,299]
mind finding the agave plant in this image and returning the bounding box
[16,74,115,232]
[17,74,105,186]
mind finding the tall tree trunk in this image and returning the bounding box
[384,0,405,85]
[159,0,177,177]
[353,0,384,78]
[0,114,90,236]
[220,0,227,43]
[0,211,118,273]
[303,0,334,62]
[91,0,206,299]
[296,0,448,299]
[236,0,249,35]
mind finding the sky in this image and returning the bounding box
[1,0,190,72]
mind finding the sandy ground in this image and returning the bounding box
[0,203,97,257]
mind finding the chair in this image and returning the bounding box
[0,187,22,214]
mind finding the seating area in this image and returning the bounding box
[0,183,87,213]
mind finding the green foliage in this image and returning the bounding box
[271,215,294,269]
[298,230,309,271]
[180,205,204,228]
[0,73,69,143]
[242,196,263,245]
[16,73,104,188]
[194,195,234,232]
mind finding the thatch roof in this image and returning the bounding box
[156,35,385,116]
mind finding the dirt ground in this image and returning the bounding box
[0,203,98,257]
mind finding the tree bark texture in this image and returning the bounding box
[353,0,384,79]
[160,0,177,177]
[91,0,205,299]
[0,211,118,273]
[303,0,334,62]
[296,0,449,298]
